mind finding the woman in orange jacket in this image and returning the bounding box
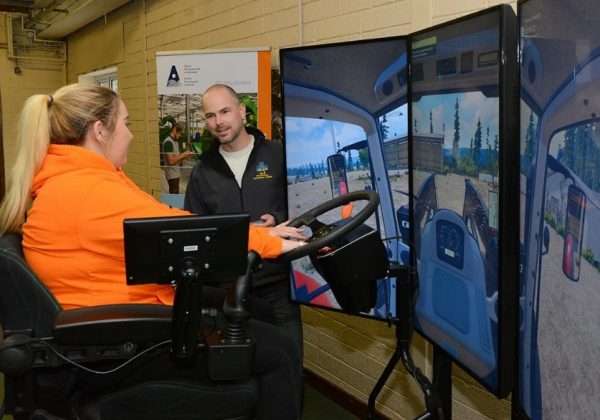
[0,84,305,308]
[0,84,304,419]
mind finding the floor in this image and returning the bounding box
[1,377,359,420]
[303,382,360,420]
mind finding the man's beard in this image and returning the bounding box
[214,124,243,145]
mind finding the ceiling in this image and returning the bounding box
[0,0,130,39]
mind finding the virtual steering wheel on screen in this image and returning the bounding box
[280,190,380,261]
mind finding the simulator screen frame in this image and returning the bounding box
[280,4,518,398]
[517,0,600,418]
[409,5,518,396]
[280,36,410,321]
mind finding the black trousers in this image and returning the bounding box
[251,279,303,359]
[68,286,302,420]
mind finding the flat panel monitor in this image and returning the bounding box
[409,5,518,396]
[281,36,409,320]
[124,214,249,285]
[516,0,600,418]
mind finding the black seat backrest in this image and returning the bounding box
[0,233,61,337]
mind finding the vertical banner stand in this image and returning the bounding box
[367,265,452,420]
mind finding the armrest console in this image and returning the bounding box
[54,304,172,345]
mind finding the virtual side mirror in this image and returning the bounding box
[562,184,586,281]
[327,153,348,198]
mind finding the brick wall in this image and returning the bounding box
[66,1,152,189]
[0,16,66,182]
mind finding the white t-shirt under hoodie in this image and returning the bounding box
[218,135,255,187]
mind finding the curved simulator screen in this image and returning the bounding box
[281,37,409,320]
[410,5,518,396]
[517,0,600,418]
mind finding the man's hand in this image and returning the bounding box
[165,150,195,165]
[258,213,276,227]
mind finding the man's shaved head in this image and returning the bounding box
[203,84,240,106]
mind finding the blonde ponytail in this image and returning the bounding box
[0,84,119,234]
[0,95,51,234]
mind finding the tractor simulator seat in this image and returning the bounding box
[0,233,258,420]
[415,209,496,378]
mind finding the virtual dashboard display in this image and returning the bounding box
[436,220,465,270]
[410,7,517,395]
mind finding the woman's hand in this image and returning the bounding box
[268,221,308,241]
[281,238,307,253]
[268,221,308,253]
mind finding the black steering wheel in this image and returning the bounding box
[281,190,379,261]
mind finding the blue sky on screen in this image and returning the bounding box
[381,104,409,140]
[285,91,498,168]
[285,104,408,168]
[413,92,499,150]
[285,117,362,168]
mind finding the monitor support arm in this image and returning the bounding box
[170,252,260,381]
[367,264,450,420]
[171,258,203,363]
[207,252,260,381]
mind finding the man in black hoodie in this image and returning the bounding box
[184,84,302,352]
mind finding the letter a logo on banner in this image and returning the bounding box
[167,65,181,87]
